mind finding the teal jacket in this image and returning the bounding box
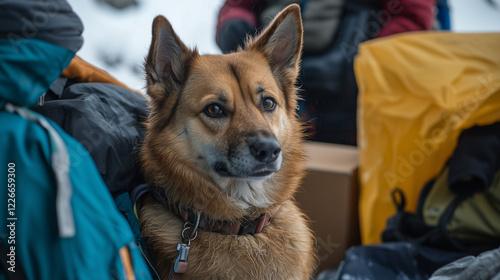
[0,1,152,279]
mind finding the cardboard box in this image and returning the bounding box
[295,141,360,274]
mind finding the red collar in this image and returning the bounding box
[149,185,275,235]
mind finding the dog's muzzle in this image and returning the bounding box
[213,134,282,178]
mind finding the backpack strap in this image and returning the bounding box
[391,188,406,212]
[4,103,75,238]
[382,188,437,243]
[128,185,161,280]
[435,193,493,255]
[416,178,436,218]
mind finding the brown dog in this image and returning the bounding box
[139,4,316,279]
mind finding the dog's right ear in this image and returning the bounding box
[246,5,303,112]
[145,15,194,101]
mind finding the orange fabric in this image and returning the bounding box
[119,246,136,280]
[61,56,143,96]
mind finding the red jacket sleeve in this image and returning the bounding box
[216,0,262,36]
[376,0,436,38]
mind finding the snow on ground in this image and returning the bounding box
[67,0,500,93]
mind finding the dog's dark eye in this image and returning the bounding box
[262,97,276,111]
[205,104,225,117]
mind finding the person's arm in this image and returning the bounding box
[376,0,435,38]
[216,0,262,53]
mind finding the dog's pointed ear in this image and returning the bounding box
[247,4,303,85]
[145,15,194,101]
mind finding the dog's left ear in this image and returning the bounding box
[247,4,303,87]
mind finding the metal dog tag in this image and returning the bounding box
[173,242,190,274]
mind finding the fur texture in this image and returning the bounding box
[139,5,316,279]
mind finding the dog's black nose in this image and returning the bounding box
[249,136,281,163]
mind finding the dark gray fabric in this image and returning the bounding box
[430,247,500,280]
[336,242,468,280]
[0,0,83,52]
[298,0,381,145]
[48,77,69,98]
[31,83,148,196]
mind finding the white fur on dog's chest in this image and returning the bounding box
[218,177,275,210]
